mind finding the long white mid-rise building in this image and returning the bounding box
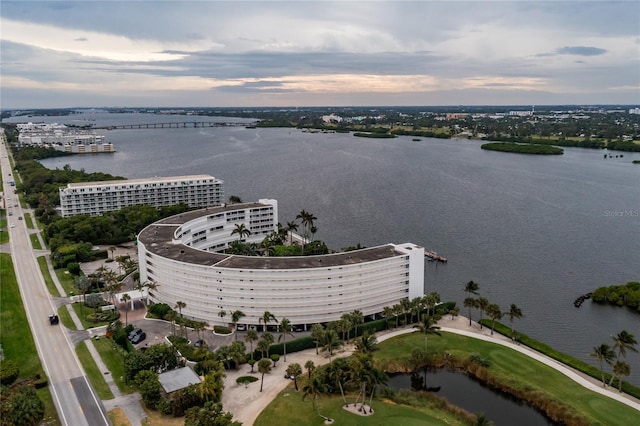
[59,174,224,217]
[137,200,425,328]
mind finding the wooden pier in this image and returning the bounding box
[425,250,447,263]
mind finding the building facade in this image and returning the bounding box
[59,174,224,217]
[137,201,425,328]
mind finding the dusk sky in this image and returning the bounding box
[1,1,639,108]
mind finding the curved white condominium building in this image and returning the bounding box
[137,199,425,328]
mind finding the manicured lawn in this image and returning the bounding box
[57,304,77,330]
[0,253,60,425]
[76,341,114,400]
[37,255,60,297]
[108,407,131,426]
[255,381,464,426]
[93,337,136,394]
[375,332,639,426]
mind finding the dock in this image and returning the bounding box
[425,250,447,263]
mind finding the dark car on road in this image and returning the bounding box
[128,328,146,344]
[49,314,59,325]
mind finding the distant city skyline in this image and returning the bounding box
[1,1,639,108]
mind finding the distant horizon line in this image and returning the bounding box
[3,104,639,111]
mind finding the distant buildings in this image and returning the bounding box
[16,122,115,154]
[59,174,224,217]
[137,201,424,328]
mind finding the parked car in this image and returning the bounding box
[193,339,206,348]
[236,324,247,331]
[49,314,59,325]
[128,328,146,344]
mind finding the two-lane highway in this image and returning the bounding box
[1,131,109,426]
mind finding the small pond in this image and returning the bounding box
[387,370,555,425]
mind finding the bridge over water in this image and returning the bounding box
[92,121,257,130]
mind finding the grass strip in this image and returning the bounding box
[480,319,640,399]
[57,304,77,330]
[92,337,136,394]
[24,212,34,229]
[54,267,77,296]
[108,407,132,426]
[76,341,114,400]
[0,253,60,425]
[37,255,61,297]
[29,232,42,249]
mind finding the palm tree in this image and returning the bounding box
[464,280,480,298]
[327,359,349,406]
[590,343,616,386]
[463,297,477,326]
[399,298,411,326]
[286,362,303,391]
[278,317,294,362]
[507,304,523,339]
[475,412,494,426]
[120,293,131,326]
[109,246,116,260]
[354,332,378,354]
[302,372,329,419]
[199,369,224,402]
[476,297,489,329]
[338,315,352,343]
[257,358,272,392]
[231,310,245,340]
[260,237,275,256]
[259,311,277,333]
[245,328,258,360]
[175,301,186,337]
[296,209,317,253]
[608,330,638,386]
[486,303,502,335]
[414,314,441,354]
[311,323,324,355]
[382,306,394,329]
[218,309,227,325]
[305,360,315,379]
[350,309,364,338]
[166,310,177,336]
[231,223,251,242]
[134,281,146,306]
[260,332,274,358]
[322,329,342,363]
[612,360,631,392]
[392,304,402,328]
[286,220,298,245]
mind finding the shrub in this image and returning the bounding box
[213,325,232,334]
[148,303,172,319]
[67,262,81,276]
[236,376,258,385]
[0,360,19,386]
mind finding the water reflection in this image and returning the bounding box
[387,370,554,425]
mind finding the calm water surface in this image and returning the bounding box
[388,371,553,425]
[10,112,639,385]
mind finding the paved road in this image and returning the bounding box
[1,132,110,426]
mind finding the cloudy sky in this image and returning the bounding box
[1,1,638,108]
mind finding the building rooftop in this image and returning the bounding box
[139,204,411,270]
[158,367,201,394]
[62,174,220,189]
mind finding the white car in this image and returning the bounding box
[10,224,15,228]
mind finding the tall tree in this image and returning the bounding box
[245,328,258,360]
[486,303,502,335]
[463,297,477,327]
[322,329,342,363]
[257,358,272,392]
[590,344,616,386]
[278,317,294,362]
[507,304,523,339]
[311,323,324,355]
[231,310,245,340]
[175,301,186,337]
[350,309,364,338]
[354,332,378,354]
[286,220,298,245]
[414,314,441,354]
[230,223,251,241]
[286,362,303,391]
[476,297,489,329]
[302,372,329,420]
[120,293,131,326]
[463,281,480,325]
[612,361,631,392]
[259,311,277,333]
[304,360,315,379]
